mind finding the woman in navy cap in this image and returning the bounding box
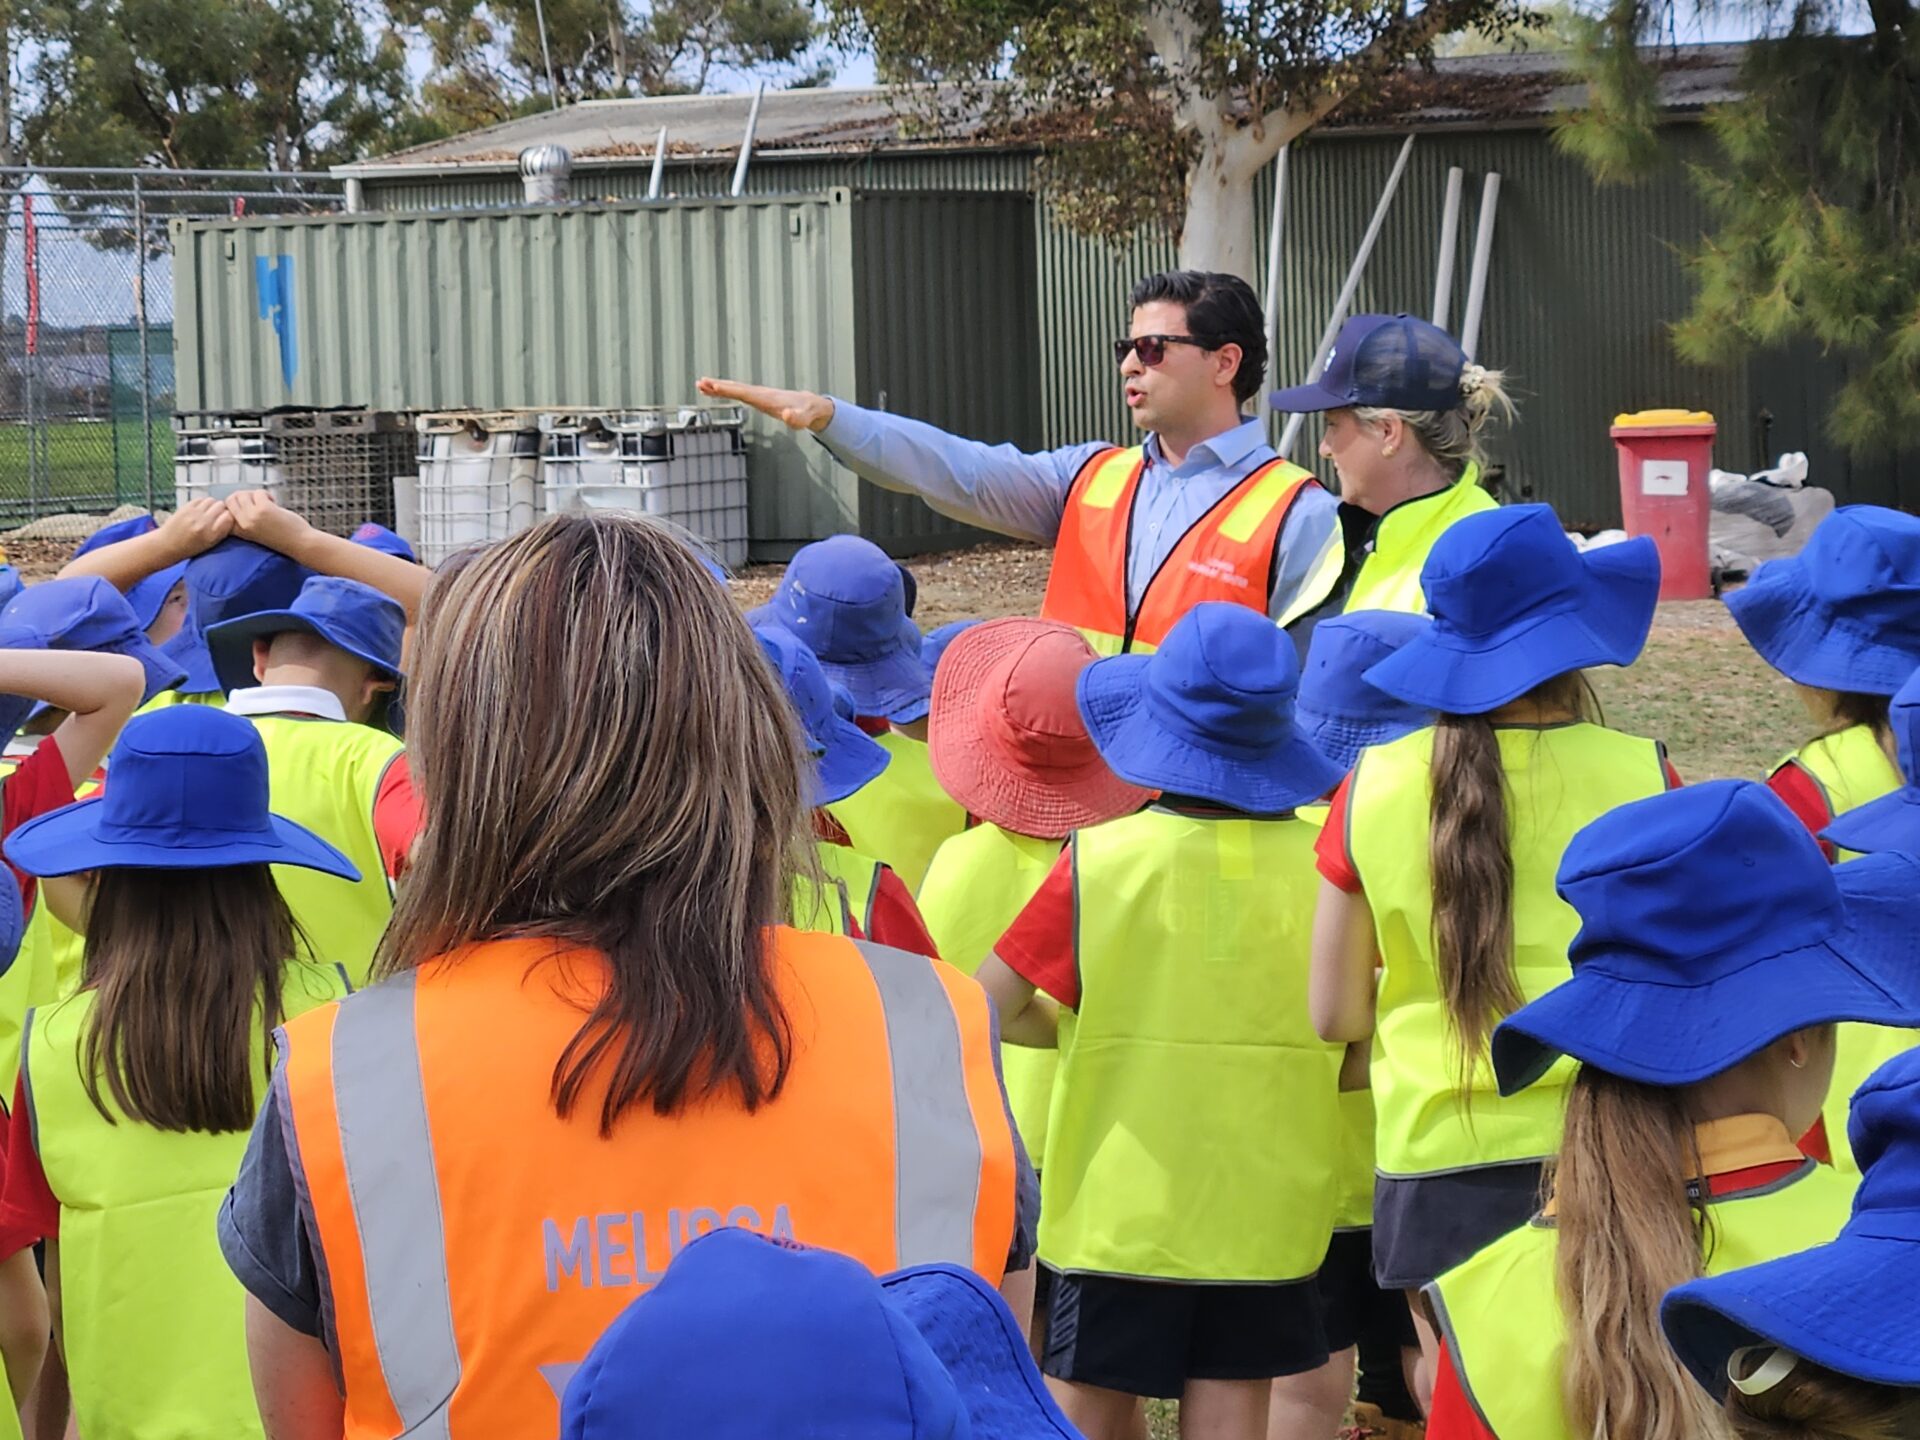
[1662,1047,1920,1438]
[1726,505,1920,854]
[1310,504,1675,1401]
[1268,313,1511,618]
[1423,781,1920,1440]
[0,706,359,1440]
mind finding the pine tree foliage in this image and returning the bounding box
[1559,2,1919,453]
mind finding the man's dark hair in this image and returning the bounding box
[1129,271,1268,406]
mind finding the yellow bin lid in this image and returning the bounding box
[1612,408,1715,427]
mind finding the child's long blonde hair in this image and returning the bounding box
[1554,1067,1736,1440]
[1429,671,1597,1095]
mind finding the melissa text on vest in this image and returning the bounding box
[543,1205,797,1290]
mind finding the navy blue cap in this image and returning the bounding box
[1269,313,1469,414]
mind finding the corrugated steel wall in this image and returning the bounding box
[173,194,869,550]
[848,191,1040,554]
[1254,127,1749,527]
[334,126,1917,532]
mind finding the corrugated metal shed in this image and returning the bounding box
[308,46,1913,531]
[173,189,1042,556]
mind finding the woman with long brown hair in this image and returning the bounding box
[1423,780,1920,1440]
[0,705,358,1440]
[1310,505,1673,1405]
[220,513,1029,1440]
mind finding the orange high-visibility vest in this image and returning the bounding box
[279,931,1017,1440]
[1040,446,1318,655]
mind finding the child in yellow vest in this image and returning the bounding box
[0,837,46,1434]
[1663,1047,1920,1439]
[1725,505,1920,853]
[199,572,408,986]
[919,616,1150,1337]
[1800,665,1920,1178]
[975,602,1347,1440]
[1424,781,1920,1440]
[0,706,358,1440]
[1309,505,1675,1405]
[752,536,965,891]
[752,622,940,955]
[1287,609,1435,1440]
[0,579,174,1082]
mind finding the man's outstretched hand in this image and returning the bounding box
[697,377,834,433]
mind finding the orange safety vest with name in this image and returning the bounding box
[1040,446,1317,655]
[280,931,1017,1440]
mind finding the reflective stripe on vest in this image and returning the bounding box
[245,715,404,985]
[1784,724,1902,864]
[1039,446,1316,655]
[282,932,1015,1439]
[1343,467,1498,616]
[26,963,349,1440]
[1428,1162,1853,1440]
[918,824,1064,1168]
[822,731,966,894]
[1041,808,1342,1281]
[792,841,882,937]
[1348,724,1671,1176]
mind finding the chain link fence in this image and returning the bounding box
[0,168,347,539]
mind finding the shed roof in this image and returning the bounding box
[338,44,1746,176]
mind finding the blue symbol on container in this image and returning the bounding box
[255,255,297,387]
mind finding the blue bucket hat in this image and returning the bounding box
[755,623,890,807]
[351,522,417,563]
[3,706,360,879]
[1269,313,1469,414]
[1491,780,1920,1096]
[749,536,933,721]
[1662,1046,1920,1397]
[1295,610,1433,770]
[1363,505,1661,714]
[0,577,189,739]
[1822,666,1920,857]
[561,1228,1079,1440]
[892,620,984,726]
[73,515,188,636]
[1726,506,1920,696]
[0,837,23,979]
[0,567,22,614]
[1076,601,1343,813]
[203,575,406,697]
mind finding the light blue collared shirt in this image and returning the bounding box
[816,402,1341,622]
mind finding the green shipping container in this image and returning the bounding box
[171,189,1043,558]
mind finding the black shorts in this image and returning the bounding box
[1315,1229,1418,1354]
[1370,1161,1547,1291]
[1041,1270,1329,1399]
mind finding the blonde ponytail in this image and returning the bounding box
[1555,1068,1737,1440]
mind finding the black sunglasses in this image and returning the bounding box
[1112,334,1215,367]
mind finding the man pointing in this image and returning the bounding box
[701,270,1344,655]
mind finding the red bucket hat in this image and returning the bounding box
[929,618,1152,839]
